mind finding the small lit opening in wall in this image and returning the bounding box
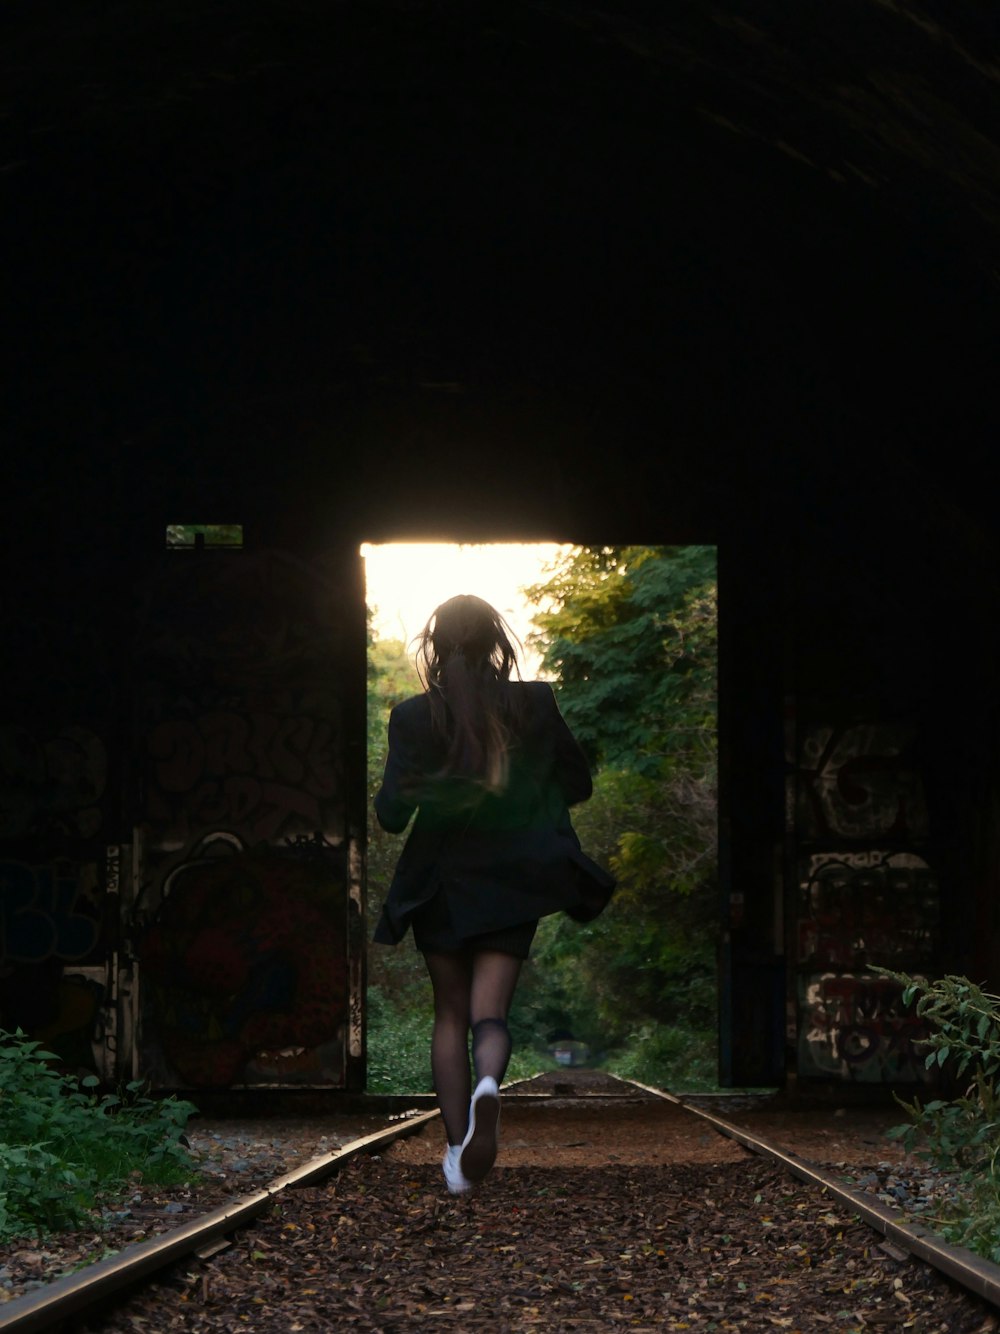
[166,524,244,550]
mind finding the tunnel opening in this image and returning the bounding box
[361,540,720,1095]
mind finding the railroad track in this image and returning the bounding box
[2,1075,999,1332]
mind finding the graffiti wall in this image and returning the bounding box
[145,712,341,845]
[794,721,939,1082]
[135,834,348,1086]
[0,723,108,841]
[129,548,364,1089]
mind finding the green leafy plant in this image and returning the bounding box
[365,985,434,1093]
[876,971,1000,1261]
[0,1029,198,1241]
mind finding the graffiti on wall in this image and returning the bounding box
[130,549,356,1089]
[798,851,938,972]
[0,724,107,838]
[135,834,348,1087]
[145,711,342,844]
[796,723,928,842]
[798,971,931,1083]
[795,721,938,1083]
[133,548,349,699]
[0,857,105,1066]
[135,549,348,848]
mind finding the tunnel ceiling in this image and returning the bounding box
[5,0,1000,540]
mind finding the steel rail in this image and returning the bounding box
[0,1110,439,1333]
[631,1078,1000,1310]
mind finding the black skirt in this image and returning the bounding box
[410,889,538,959]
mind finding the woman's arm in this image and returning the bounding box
[541,685,593,806]
[373,709,423,833]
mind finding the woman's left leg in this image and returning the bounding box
[468,948,523,1086]
[458,948,523,1184]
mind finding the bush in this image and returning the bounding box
[365,986,434,1093]
[603,1022,718,1092]
[505,1046,558,1083]
[0,1029,197,1241]
[879,972,1000,1263]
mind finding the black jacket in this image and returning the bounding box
[372,680,599,945]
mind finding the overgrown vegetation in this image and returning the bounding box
[880,971,1000,1262]
[366,545,720,1093]
[523,545,719,1088]
[0,1030,198,1242]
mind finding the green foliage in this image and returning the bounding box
[505,1046,557,1083]
[367,634,422,729]
[0,1030,197,1241]
[603,1023,719,1093]
[523,546,719,1085]
[366,632,423,933]
[365,986,434,1094]
[526,545,717,775]
[364,627,439,1086]
[877,971,1000,1262]
[528,867,717,1050]
[164,523,242,548]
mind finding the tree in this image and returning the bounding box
[365,631,425,1010]
[527,545,716,774]
[524,546,719,1084]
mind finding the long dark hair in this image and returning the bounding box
[415,594,523,793]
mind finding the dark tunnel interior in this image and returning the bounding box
[3,0,1000,1093]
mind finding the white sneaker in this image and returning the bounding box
[442,1144,472,1195]
[459,1076,500,1183]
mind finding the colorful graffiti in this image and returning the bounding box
[798,971,931,1082]
[145,711,342,843]
[0,724,107,838]
[136,836,348,1087]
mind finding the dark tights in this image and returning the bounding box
[424,948,523,1145]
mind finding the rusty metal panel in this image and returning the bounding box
[792,720,939,1084]
[126,546,363,1090]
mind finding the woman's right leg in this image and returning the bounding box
[423,949,474,1147]
[457,948,523,1183]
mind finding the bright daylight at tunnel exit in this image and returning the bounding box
[361,541,720,1096]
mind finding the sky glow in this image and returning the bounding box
[360,542,572,676]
